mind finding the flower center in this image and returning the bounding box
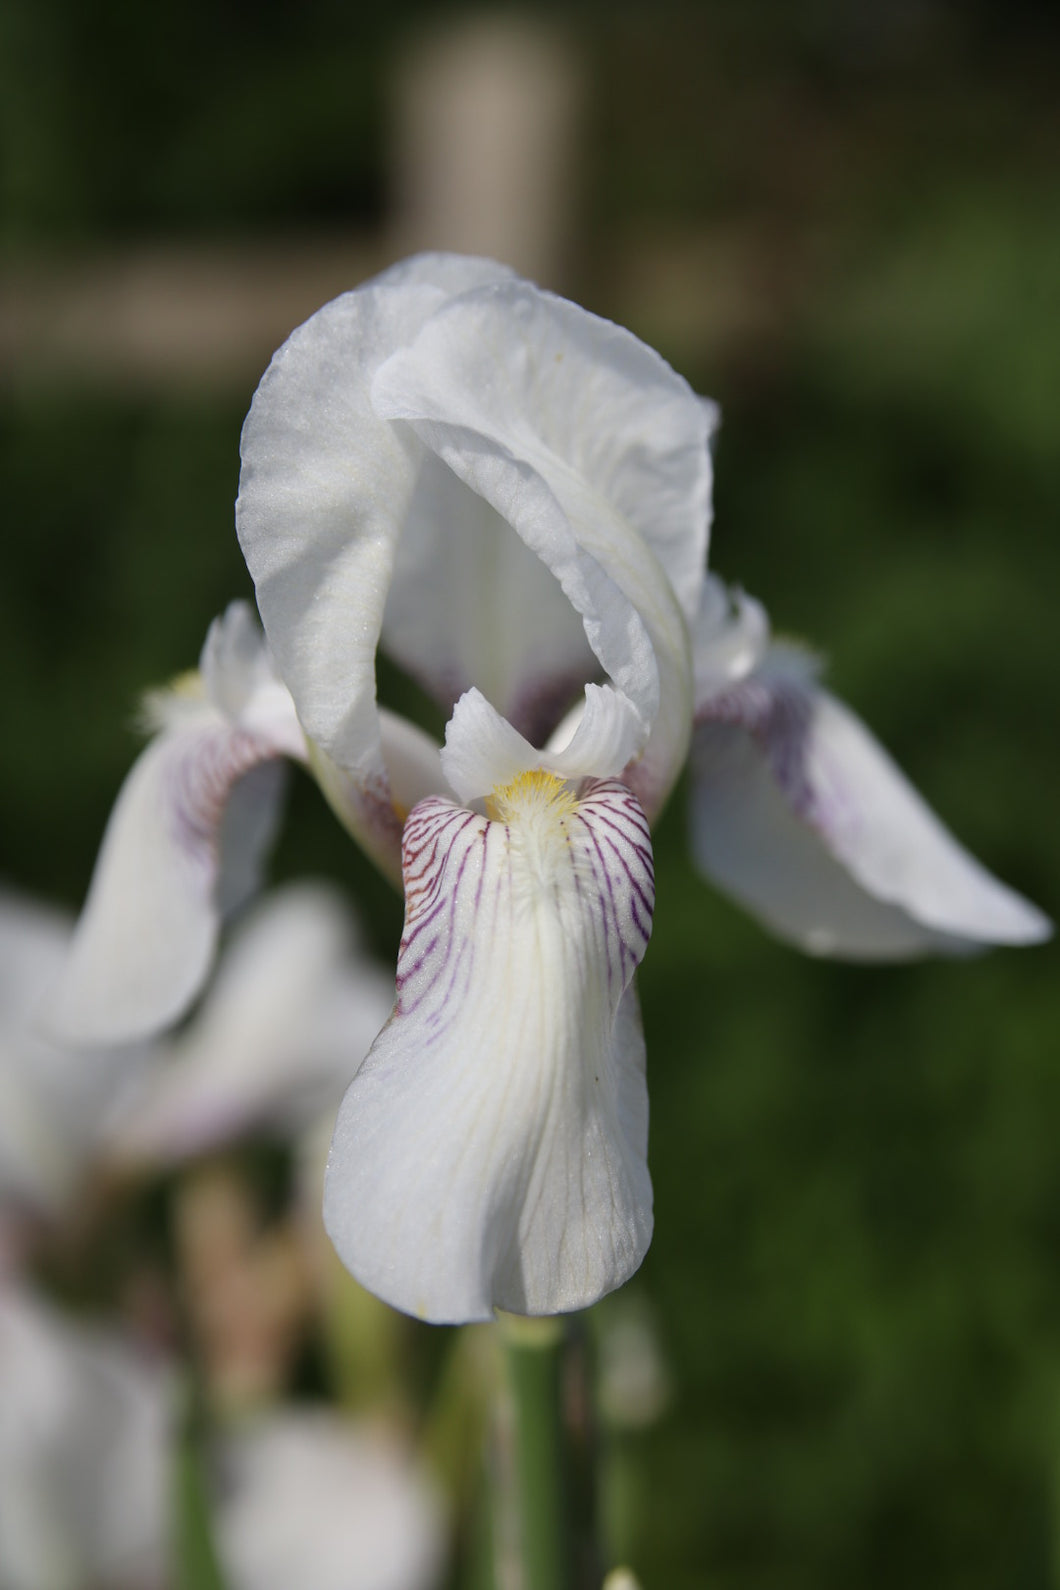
[485,769,578,827]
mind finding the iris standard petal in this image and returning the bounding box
[381,451,598,742]
[373,280,712,621]
[691,649,1052,957]
[371,279,704,816]
[236,256,515,876]
[323,776,655,1323]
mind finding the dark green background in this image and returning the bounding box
[2,4,1057,1586]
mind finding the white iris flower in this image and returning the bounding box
[215,1410,444,1590]
[233,253,713,1322]
[0,1284,171,1590]
[55,253,1048,1326]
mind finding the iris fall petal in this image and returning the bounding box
[324,775,655,1322]
[52,607,306,1044]
[692,646,1051,957]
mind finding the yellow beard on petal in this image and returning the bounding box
[485,769,582,896]
[485,768,579,825]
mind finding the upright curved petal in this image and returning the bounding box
[371,280,704,815]
[236,256,515,877]
[381,452,598,742]
[324,776,655,1323]
[691,647,1051,957]
[238,258,706,862]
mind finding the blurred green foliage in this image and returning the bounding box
[1,3,1057,1587]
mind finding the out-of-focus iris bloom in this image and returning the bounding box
[215,1409,445,1590]
[0,1282,171,1590]
[2,880,388,1221]
[0,891,146,1216]
[55,253,1049,1326]
[104,883,393,1168]
[0,1284,444,1590]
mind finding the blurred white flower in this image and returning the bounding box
[0,1282,172,1590]
[601,1571,643,1590]
[104,882,393,1166]
[215,1409,445,1590]
[0,890,146,1216]
[0,1289,444,1590]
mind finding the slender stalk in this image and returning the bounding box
[499,1313,571,1590]
[172,1384,228,1590]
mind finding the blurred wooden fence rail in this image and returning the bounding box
[0,14,783,392]
[0,225,781,390]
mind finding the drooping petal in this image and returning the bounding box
[324,777,655,1323]
[691,648,1052,957]
[372,281,704,816]
[440,683,646,803]
[105,885,393,1165]
[215,1410,445,1590]
[53,607,308,1046]
[236,256,514,877]
[51,716,300,1047]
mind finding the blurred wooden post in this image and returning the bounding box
[388,14,584,290]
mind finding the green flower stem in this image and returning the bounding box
[173,1384,228,1590]
[499,1313,571,1590]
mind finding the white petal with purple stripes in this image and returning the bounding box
[691,645,1051,957]
[51,606,307,1045]
[323,774,655,1322]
